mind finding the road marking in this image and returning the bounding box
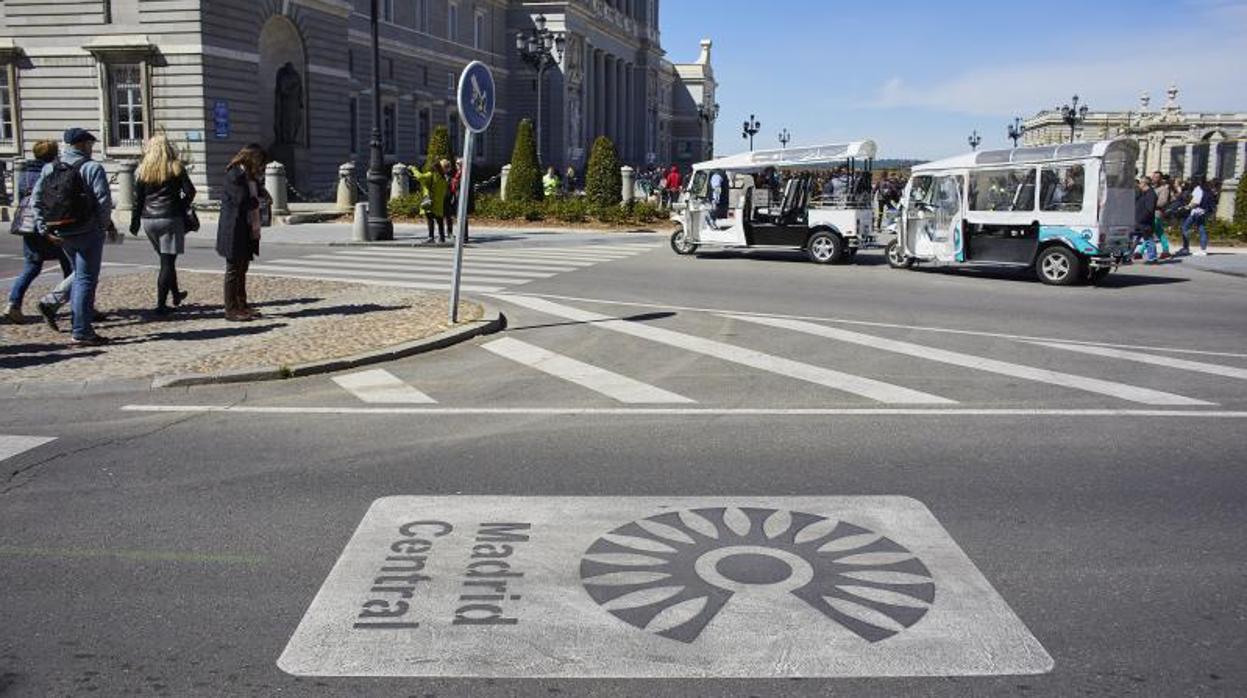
[495,295,954,405]
[321,253,575,275]
[503,291,1247,360]
[249,262,541,286]
[236,268,504,293]
[726,315,1212,407]
[0,435,55,462]
[333,249,592,269]
[277,496,1052,677]
[288,257,555,279]
[1027,341,1247,380]
[0,545,265,565]
[332,369,436,404]
[482,337,694,404]
[122,405,1247,418]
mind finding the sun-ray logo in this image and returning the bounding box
[579,507,935,644]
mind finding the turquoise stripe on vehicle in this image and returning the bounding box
[1039,226,1099,254]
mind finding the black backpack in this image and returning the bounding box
[1202,187,1218,214]
[38,159,96,231]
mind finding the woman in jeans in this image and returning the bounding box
[215,144,266,322]
[4,140,72,324]
[130,135,196,315]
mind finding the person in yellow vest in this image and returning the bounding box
[542,166,561,198]
[410,160,449,243]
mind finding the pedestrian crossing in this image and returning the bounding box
[0,435,55,464]
[321,296,1247,411]
[247,243,661,293]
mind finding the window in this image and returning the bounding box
[417,106,430,156]
[382,0,394,22]
[349,97,359,154]
[382,102,397,155]
[107,63,145,148]
[448,114,460,157]
[0,66,15,149]
[414,0,428,31]
[1039,164,1085,212]
[473,10,487,50]
[969,167,1035,212]
[448,2,459,42]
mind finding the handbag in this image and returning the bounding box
[183,205,201,233]
[8,195,37,236]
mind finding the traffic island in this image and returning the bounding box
[0,271,500,393]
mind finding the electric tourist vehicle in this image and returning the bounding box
[669,142,878,264]
[886,139,1138,285]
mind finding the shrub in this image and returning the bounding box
[585,136,621,207]
[425,125,451,172]
[388,193,425,219]
[547,197,590,223]
[505,119,542,202]
[1235,175,1247,230]
[1207,217,1246,242]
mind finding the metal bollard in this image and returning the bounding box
[620,165,635,205]
[353,202,368,242]
[265,161,290,216]
[390,163,409,200]
[336,162,357,212]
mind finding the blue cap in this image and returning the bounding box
[63,127,98,145]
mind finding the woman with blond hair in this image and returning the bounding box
[130,134,196,314]
[215,143,267,321]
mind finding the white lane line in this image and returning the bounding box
[330,249,593,269]
[727,315,1212,407]
[230,269,503,293]
[331,369,436,404]
[1027,341,1247,381]
[263,257,556,279]
[122,405,1247,418]
[0,435,56,462]
[482,337,694,404]
[249,263,534,287]
[495,295,954,405]
[508,291,1247,360]
[322,253,578,274]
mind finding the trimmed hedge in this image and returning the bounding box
[425,125,451,172]
[585,136,622,207]
[505,118,542,202]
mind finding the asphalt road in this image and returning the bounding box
[2,230,1246,696]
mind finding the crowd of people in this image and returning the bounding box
[5,126,283,344]
[1133,171,1220,263]
[408,157,472,244]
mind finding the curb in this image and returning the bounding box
[149,301,505,389]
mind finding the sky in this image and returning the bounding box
[660,0,1247,160]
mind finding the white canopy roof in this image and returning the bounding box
[692,141,878,172]
[913,139,1135,174]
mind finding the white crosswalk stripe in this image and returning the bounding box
[332,369,436,404]
[494,295,955,405]
[0,435,56,463]
[726,314,1212,407]
[248,244,655,291]
[481,337,694,404]
[1026,341,1247,380]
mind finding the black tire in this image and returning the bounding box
[806,230,844,265]
[670,226,697,255]
[1035,246,1084,286]
[886,239,914,269]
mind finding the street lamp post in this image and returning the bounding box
[1060,95,1089,143]
[1007,117,1026,148]
[967,130,982,151]
[515,14,564,165]
[778,128,791,149]
[741,114,761,152]
[366,0,393,240]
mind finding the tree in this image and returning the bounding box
[585,136,621,207]
[505,118,542,202]
[1235,173,1247,234]
[425,125,451,172]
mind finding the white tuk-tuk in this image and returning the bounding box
[669,142,879,264]
[886,139,1138,286]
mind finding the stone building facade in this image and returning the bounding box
[1023,87,1246,220]
[0,0,715,203]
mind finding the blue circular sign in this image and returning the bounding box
[457,61,496,134]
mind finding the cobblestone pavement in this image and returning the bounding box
[0,271,482,383]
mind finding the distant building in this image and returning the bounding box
[1023,87,1246,219]
[0,0,717,201]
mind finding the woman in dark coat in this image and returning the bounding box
[215,144,266,322]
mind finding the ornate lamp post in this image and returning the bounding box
[515,14,564,164]
[697,101,720,158]
[366,0,393,240]
[1007,117,1026,148]
[1060,95,1089,143]
[778,128,791,149]
[741,114,761,151]
[967,130,982,151]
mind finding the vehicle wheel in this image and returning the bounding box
[1036,246,1083,286]
[1088,267,1111,284]
[806,231,844,265]
[670,226,697,255]
[886,239,914,269]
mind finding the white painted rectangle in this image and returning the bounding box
[332,369,436,404]
[278,496,1052,678]
[482,337,694,404]
[0,435,55,462]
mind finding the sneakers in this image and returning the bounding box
[3,303,24,325]
[70,334,111,347]
[1193,250,1208,257]
[1159,251,1172,260]
[37,301,59,331]
[173,290,189,307]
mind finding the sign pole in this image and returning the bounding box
[449,131,474,324]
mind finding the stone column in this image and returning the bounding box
[615,60,625,150]
[266,162,290,216]
[336,162,357,212]
[499,164,511,201]
[1235,140,1247,180]
[0,159,8,207]
[604,56,615,145]
[597,53,607,141]
[620,165,635,204]
[390,163,409,200]
[1181,144,1195,180]
[114,161,137,226]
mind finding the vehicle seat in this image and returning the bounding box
[780,178,809,225]
[776,179,799,223]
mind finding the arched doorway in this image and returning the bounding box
[258,15,308,190]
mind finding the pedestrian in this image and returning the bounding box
[542,166,561,198]
[31,127,114,345]
[1180,179,1209,256]
[215,143,266,322]
[448,157,474,243]
[409,160,448,243]
[4,139,72,325]
[1134,176,1158,263]
[663,165,681,208]
[131,134,196,315]
[1149,171,1173,260]
[564,165,577,195]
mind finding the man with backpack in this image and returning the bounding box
[31,127,115,345]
